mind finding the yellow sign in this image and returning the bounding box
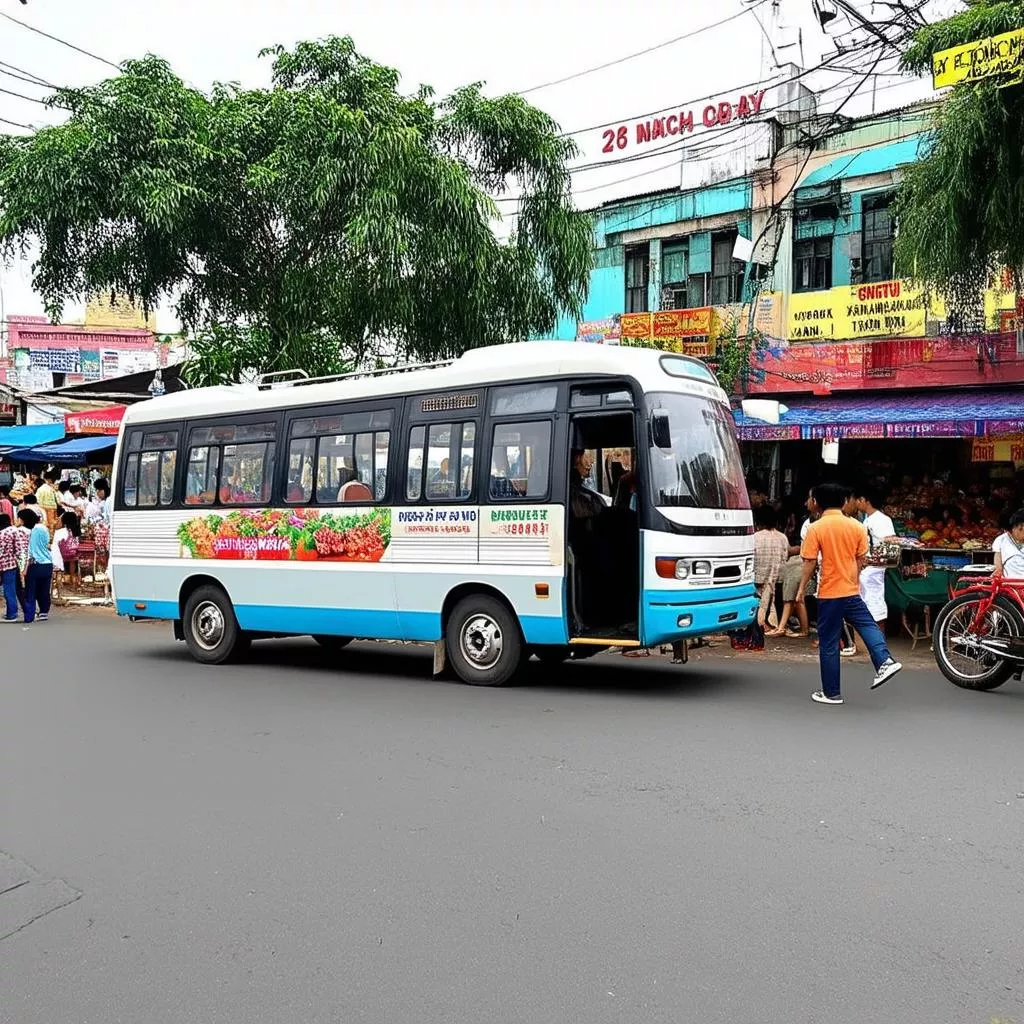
[85,293,156,331]
[787,281,927,342]
[620,308,720,356]
[972,436,1024,462]
[933,28,1024,89]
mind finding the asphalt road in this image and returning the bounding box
[2,613,1023,1024]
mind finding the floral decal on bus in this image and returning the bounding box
[177,508,391,562]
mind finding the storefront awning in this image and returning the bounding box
[0,423,65,454]
[733,389,1024,441]
[4,434,116,465]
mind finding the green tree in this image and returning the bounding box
[896,2,1024,327]
[0,37,592,384]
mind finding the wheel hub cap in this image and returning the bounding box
[193,601,225,651]
[461,614,503,670]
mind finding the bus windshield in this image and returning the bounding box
[647,392,749,509]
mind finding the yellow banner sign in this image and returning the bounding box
[787,281,927,342]
[933,28,1024,89]
[972,436,1024,463]
[86,293,156,331]
[619,309,719,356]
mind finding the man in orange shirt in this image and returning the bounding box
[796,482,902,705]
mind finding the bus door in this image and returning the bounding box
[565,384,641,646]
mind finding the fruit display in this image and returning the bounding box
[178,508,391,562]
[886,482,1002,550]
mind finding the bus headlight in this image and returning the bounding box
[656,557,691,580]
[691,560,712,577]
[744,557,754,575]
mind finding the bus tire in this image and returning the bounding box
[313,635,353,650]
[182,585,247,665]
[446,594,523,687]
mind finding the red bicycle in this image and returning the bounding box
[933,569,1024,690]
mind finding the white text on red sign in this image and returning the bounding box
[601,91,766,154]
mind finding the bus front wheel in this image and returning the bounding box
[446,595,523,686]
[182,585,249,665]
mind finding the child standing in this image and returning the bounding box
[18,507,53,624]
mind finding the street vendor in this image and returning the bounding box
[992,510,1024,579]
[855,486,898,626]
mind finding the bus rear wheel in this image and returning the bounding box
[446,595,523,686]
[182,585,249,665]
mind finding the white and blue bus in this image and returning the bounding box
[110,342,756,685]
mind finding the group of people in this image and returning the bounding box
[0,471,113,626]
[739,482,903,704]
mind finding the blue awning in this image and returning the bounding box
[798,136,926,190]
[734,389,1024,440]
[4,434,116,465]
[0,423,64,454]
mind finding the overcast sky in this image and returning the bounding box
[0,0,948,330]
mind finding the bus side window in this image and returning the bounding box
[406,426,425,501]
[185,446,219,506]
[285,438,314,503]
[489,421,551,500]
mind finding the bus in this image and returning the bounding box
[110,342,756,685]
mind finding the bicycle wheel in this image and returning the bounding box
[933,593,1023,690]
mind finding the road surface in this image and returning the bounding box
[2,612,1023,1023]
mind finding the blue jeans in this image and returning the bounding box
[1,567,21,620]
[23,563,52,624]
[817,595,891,699]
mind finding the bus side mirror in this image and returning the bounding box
[651,411,672,450]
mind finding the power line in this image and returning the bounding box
[515,0,771,96]
[0,59,55,89]
[0,63,56,91]
[0,114,33,131]
[0,83,62,109]
[0,10,119,71]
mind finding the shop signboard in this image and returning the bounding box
[807,423,886,440]
[737,424,801,441]
[64,405,127,436]
[787,281,928,342]
[80,349,102,381]
[747,334,1024,395]
[933,28,1024,89]
[888,421,977,438]
[617,309,718,356]
[983,419,1024,435]
[972,436,1024,462]
[576,317,621,344]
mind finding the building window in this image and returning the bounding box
[794,238,832,292]
[687,272,709,308]
[863,197,895,283]
[711,232,744,305]
[625,246,649,313]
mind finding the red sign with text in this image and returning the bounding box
[745,335,1024,395]
[601,90,766,153]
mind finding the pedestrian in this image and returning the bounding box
[855,485,898,626]
[52,509,81,575]
[0,484,14,523]
[732,505,788,651]
[35,469,59,534]
[796,482,902,705]
[18,506,54,624]
[992,509,1024,578]
[88,478,112,575]
[0,511,29,623]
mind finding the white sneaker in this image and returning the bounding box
[812,690,844,705]
[840,646,857,658]
[872,659,902,690]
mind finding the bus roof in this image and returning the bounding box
[123,342,726,426]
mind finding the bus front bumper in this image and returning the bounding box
[641,584,758,648]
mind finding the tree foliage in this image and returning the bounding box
[0,37,592,382]
[896,2,1024,326]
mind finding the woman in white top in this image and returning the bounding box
[50,509,81,574]
[993,511,1024,578]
